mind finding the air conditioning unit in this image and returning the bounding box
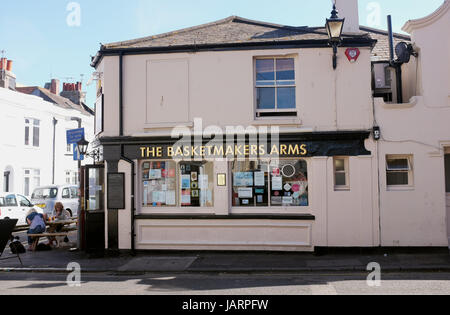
[373,62,392,90]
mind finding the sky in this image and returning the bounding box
[0,0,445,107]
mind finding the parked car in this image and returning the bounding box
[0,193,41,225]
[31,185,79,217]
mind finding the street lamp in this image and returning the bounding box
[325,4,345,70]
[76,137,89,156]
[76,137,100,162]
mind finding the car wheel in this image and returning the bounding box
[67,209,73,218]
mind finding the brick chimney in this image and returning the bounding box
[335,0,360,34]
[60,81,86,105]
[0,58,17,90]
[50,79,60,95]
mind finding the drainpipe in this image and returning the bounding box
[117,53,135,254]
[119,53,124,137]
[387,15,403,104]
[52,118,58,184]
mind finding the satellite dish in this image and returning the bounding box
[395,42,416,64]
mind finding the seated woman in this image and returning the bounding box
[26,209,47,251]
[52,202,70,221]
[52,202,71,243]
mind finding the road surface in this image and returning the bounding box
[0,271,449,295]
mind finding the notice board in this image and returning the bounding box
[107,173,125,209]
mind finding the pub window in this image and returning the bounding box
[386,155,413,187]
[232,159,308,207]
[179,161,214,208]
[255,57,297,117]
[334,157,350,190]
[142,161,177,207]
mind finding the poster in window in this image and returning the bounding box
[254,172,265,186]
[166,191,176,205]
[181,190,191,205]
[238,188,253,199]
[150,169,162,179]
[233,172,253,187]
[198,175,209,189]
[181,175,191,189]
[272,176,283,191]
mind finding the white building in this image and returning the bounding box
[0,66,94,197]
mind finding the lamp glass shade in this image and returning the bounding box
[326,18,345,41]
[77,138,89,156]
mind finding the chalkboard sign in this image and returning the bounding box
[107,173,125,209]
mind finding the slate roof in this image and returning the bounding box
[101,16,410,62]
[16,86,94,116]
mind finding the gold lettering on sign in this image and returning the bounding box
[140,143,308,158]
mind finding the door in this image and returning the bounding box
[3,194,20,222]
[82,165,105,252]
[17,194,33,225]
[445,154,450,246]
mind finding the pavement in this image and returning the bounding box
[1,232,449,273]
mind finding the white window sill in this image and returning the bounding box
[231,207,311,214]
[334,187,351,192]
[143,121,194,130]
[139,208,215,215]
[252,117,302,126]
[387,186,415,192]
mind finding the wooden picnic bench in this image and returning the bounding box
[28,233,70,252]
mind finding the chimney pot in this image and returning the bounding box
[6,60,13,72]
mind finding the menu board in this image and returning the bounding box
[107,173,125,209]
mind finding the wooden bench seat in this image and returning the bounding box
[28,233,70,251]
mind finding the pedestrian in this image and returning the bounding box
[26,209,47,251]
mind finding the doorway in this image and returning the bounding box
[3,166,14,193]
[445,152,450,246]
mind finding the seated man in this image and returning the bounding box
[26,209,47,251]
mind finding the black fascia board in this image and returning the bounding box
[98,131,371,146]
[91,37,377,68]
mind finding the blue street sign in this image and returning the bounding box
[73,143,84,161]
[67,128,85,145]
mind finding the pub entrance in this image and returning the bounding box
[80,164,105,253]
[445,152,450,247]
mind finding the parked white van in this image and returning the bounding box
[31,185,79,217]
[0,193,41,225]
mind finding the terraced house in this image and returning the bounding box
[86,0,450,252]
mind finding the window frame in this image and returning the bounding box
[334,157,350,191]
[230,158,311,214]
[254,56,298,117]
[139,159,215,213]
[386,155,414,190]
[24,118,40,147]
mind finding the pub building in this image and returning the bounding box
[84,1,450,252]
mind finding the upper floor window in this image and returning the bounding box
[255,58,297,117]
[25,118,40,147]
[386,155,414,188]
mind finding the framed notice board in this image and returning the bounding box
[107,173,125,209]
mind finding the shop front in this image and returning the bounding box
[99,131,372,252]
